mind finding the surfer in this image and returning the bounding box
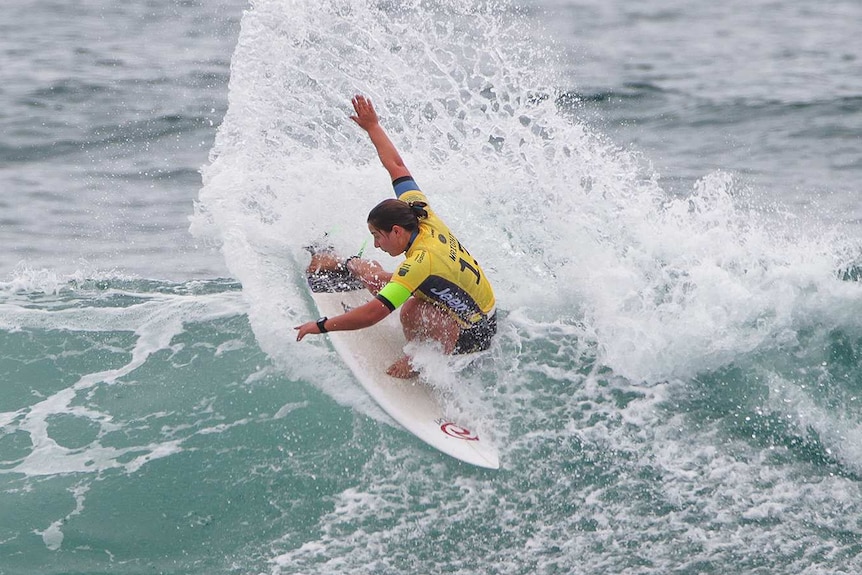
[295,95,497,378]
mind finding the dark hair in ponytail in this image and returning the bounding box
[367,198,428,232]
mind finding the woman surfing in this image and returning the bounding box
[295,95,497,379]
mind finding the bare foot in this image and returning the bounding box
[386,355,418,379]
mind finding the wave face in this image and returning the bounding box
[189,0,862,572]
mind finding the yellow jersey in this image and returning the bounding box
[375,178,496,328]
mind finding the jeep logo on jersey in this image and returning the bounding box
[429,286,472,314]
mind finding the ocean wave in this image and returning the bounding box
[0,114,213,165]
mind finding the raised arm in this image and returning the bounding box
[350,95,411,182]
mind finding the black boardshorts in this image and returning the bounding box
[453,312,497,355]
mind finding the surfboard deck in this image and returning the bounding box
[307,266,499,470]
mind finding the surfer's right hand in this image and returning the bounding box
[294,321,321,341]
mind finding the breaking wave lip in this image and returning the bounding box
[0,265,242,297]
[193,0,862,390]
[186,1,862,570]
[0,265,139,296]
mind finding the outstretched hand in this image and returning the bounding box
[350,95,380,132]
[349,94,411,181]
[294,321,320,341]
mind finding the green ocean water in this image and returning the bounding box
[0,279,367,574]
[3,272,862,574]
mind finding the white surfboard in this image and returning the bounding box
[307,267,499,469]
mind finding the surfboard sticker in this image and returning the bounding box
[437,420,480,441]
[306,267,499,469]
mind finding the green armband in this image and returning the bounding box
[376,282,412,311]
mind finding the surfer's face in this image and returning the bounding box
[368,224,408,256]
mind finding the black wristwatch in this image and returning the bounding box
[316,317,329,333]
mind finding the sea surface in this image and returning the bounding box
[2,0,862,573]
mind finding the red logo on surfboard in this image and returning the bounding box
[438,420,479,441]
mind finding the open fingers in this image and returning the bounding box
[352,94,370,111]
[351,94,377,125]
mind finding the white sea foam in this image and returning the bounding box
[196,0,862,394]
[0,263,132,296]
[0,286,247,478]
[196,0,862,572]
[35,482,89,551]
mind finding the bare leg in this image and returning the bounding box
[309,253,456,379]
[386,297,460,378]
[308,252,342,274]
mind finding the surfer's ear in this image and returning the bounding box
[389,225,410,248]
